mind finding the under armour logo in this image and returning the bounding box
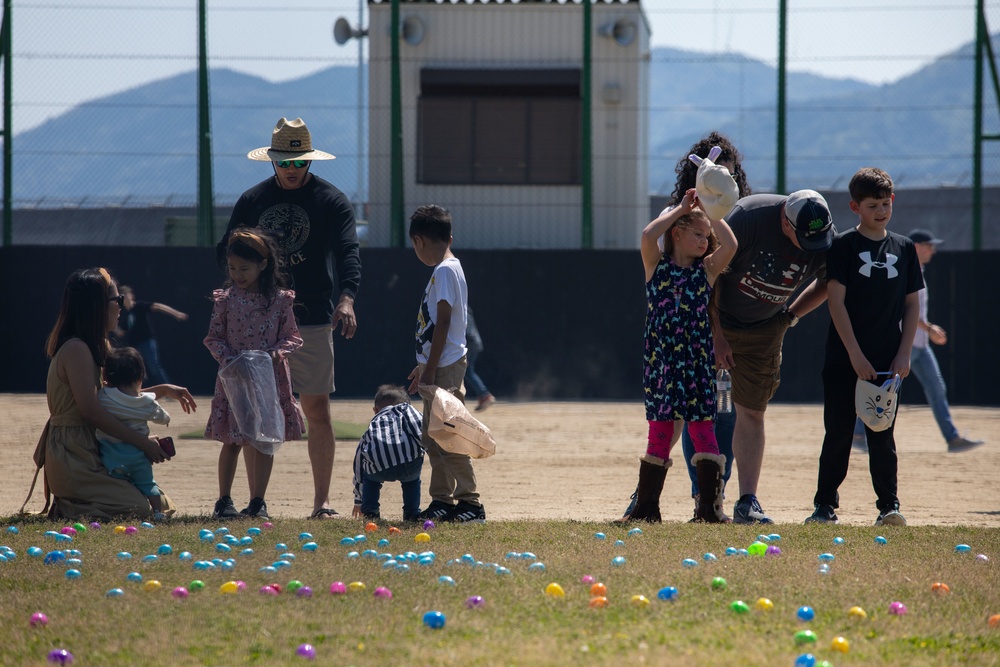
[858,251,898,278]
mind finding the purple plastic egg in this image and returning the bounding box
[766,545,782,556]
[296,585,313,598]
[423,520,435,530]
[124,526,138,535]
[465,595,486,609]
[295,643,316,660]
[47,649,74,664]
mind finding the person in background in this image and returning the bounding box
[465,308,496,412]
[116,285,189,386]
[852,228,985,454]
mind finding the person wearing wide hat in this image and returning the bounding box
[217,117,362,519]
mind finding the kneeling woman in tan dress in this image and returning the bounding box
[25,268,196,520]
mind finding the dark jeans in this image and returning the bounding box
[681,408,735,498]
[361,456,424,520]
[135,338,170,386]
[465,341,489,399]
[815,364,899,512]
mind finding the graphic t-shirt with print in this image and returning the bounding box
[415,257,468,367]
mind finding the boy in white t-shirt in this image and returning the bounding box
[96,347,173,521]
[406,204,486,524]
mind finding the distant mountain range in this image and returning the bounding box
[11,35,998,207]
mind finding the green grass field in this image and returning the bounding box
[1,519,998,666]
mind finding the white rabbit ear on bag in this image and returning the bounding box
[688,145,739,221]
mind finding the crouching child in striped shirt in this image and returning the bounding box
[351,384,425,522]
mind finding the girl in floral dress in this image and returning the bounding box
[204,229,304,519]
[620,188,737,523]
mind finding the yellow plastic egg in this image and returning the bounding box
[219,581,239,594]
[630,594,650,608]
[114,525,127,534]
[414,532,431,543]
[755,597,774,611]
[143,580,162,592]
[545,582,565,598]
[347,581,366,592]
[848,605,868,619]
[831,636,850,653]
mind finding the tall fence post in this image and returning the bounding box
[776,0,787,195]
[2,0,10,246]
[581,0,593,249]
[197,0,215,247]
[390,0,405,248]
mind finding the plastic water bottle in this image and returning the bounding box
[716,369,732,414]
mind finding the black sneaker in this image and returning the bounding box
[947,436,985,454]
[213,496,240,519]
[443,500,486,524]
[875,507,906,526]
[243,497,269,520]
[418,500,455,521]
[732,494,774,524]
[804,504,839,524]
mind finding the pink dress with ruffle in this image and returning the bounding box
[203,286,305,444]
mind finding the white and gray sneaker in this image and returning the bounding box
[733,494,774,525]
[875,508,907,526]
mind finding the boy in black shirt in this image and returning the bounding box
[805,168,922,526]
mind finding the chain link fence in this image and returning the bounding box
[2,0,997,247]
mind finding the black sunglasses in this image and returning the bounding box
[108,294,125,307]
[276,160,309,169]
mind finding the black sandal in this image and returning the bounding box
[309,508,339,520]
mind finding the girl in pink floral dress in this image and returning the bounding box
[204,229,304,520]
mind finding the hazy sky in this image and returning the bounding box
[10,0,984,132]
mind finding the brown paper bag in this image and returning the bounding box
[418,384,496,459]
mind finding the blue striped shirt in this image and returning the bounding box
[352,403,424,504]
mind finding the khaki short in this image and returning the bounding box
[723,313,790,412]
[289,324,335,396]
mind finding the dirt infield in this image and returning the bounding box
[2,393,997,526]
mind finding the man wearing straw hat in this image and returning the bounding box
[218,117,361,520]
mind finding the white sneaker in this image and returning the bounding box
[875,509,906,527]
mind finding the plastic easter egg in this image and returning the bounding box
[794,654,816,667]
[116,552,132,560]
[495,565,512,575]
[989,614,1000,628]
[796,606,815,622]
[240,549,254,557]
[155,544,172,556]
[889,601,907,616]
[631,594,651,608]
[284,580,302,594]
[737,549,749,557]
[295,585,313,598]
[593,532,606,540]
[977,554,990,563]
[729,600,750,614]
[438,575,456,586]
[43,551,66,565]
[261,522,274,529]
[581,575,595,585]
[126,572,143,583]
[381,559,398,569]
[142,555,159,564]
[423,610,446,629]
[246,526,261,536]
[931,582,951,595]
[54,534,72,543]
[415,532,431,543]
[388,526,401,535]
[143,580,162,592]
[590,582,608,597]
[465,595,485,609]
[628,527,643,536]
[295,643,316,660]
[374,586,393,599]
[377,538,390,548]
[724,547,738,556]
[30,612,49,627]
[6,526,18,535]
[703,552,718,562]
[589,596,608,608]
[273,560,292,569]
[545,582,566,598]
[140,522,154,529]
[189,580,205,591]
[521,552,537,561]
[831,636,850,653]
[59,527,76,537]
[339,537,355,546]
[818,564,831,575]
[124,526,138,535]
[747,541,768,557]
[114,525,127,534]
[46,649,74,664]
[818,553,835,563]
[766,545,782,556]
[219,581,239,594]
[258,585,279,596]
[28,547,43,558]
[347,581,366,592]
[955,544,972,553]
[302,542,318,552]
[171,586,189,599]
[612,556,626,567]
[657,586,679,601]
[198,529,213,541]
[756,534,770,542]
[767,533,781,541]
[614,539,626,547]
[105,588,125,598]
[794,629,817,645]
[64,569,82,580]
[528,562,547,572]
[833,536,845,545]
[711,577,727,590]
[681,558,698,568]
[327,581,346,595]
[848,605,867,619]
[874,535,888,545]
[755,597,774,611]
[89,522,101,530]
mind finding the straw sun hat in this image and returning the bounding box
[247,117,336,162]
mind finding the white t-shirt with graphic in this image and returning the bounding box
[415,257,468,367]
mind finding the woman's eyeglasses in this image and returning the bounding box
[276,160,309,169]
[108,294,125,308]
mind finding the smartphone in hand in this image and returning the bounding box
[157,437,176,458]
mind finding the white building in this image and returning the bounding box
[366,0,649,249]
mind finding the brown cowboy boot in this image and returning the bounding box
[691,453,730,523]
[618,455,670,523]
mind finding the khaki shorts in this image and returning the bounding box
[723,313,790,412]
[289,324,335,395]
